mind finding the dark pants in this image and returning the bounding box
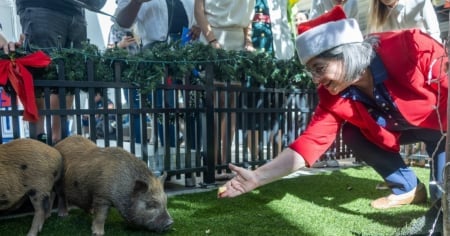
[132,82,178,147]
[342,123,445,201]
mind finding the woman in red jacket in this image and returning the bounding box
[218,6,448,209]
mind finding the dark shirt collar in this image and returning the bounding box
[368,54,388,85]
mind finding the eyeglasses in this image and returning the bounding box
[305,63,329,78]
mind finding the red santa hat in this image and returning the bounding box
[295,6,363,64]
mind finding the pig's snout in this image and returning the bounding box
[151,213,173,233]
[159,218,174,232]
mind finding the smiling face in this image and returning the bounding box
[306,57,357,95]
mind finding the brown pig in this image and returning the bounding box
[54,135,173,235]
[0,138,66,236]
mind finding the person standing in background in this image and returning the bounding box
[115,0,199,48]
[309,0,358,20]
[107,23,139,53]
[115,0,200,146]
[367,0,442,42]
[15,0,105,144]
[107,1,139,52]
[246,0,295,159]
[194,0,256,177]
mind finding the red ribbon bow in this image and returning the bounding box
[0,50,51,122]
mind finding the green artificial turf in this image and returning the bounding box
[0,166,432,236]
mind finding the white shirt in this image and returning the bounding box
[115,0,195,46]
[383,0,441,42]
[267,0,294,60]
[204,0,255,28]
[309,0,358,20]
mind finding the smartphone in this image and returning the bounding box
[181,27,191,46]
[125,31,134,38]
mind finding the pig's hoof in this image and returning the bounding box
[92,225,105,236]
[92,231,105,236]
[58,211,69,217]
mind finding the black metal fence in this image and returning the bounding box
[0,59,352,187]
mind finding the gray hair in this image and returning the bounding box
[315,38,377,82]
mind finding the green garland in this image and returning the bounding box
[0,41,314,91]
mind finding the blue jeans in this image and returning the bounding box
[130,86,178,146]
[342,123,445,201]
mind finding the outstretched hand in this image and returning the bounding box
[217,163,259,198]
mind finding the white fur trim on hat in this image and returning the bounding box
[295,19,363,64]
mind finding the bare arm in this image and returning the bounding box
[218,148,306,198]
[194,0,219,47]
[115,0,149,28]
[243,23,254,51]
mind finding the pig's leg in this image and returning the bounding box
[91,204,110,236]
[45,191,55,219]
[54,177,68,217]
[27,191,50,236]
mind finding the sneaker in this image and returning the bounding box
[326,159,340,167]
[311,161,327,168]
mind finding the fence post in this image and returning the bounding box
[443,17,450,235]
[203,63,216,185]
[56,58,69,145]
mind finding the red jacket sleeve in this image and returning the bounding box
[289,101,342,166]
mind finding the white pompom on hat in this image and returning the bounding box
[295,6,364,64]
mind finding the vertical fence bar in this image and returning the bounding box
[203,63,216,185]
[58,58,69,144]
[443,18,450,234]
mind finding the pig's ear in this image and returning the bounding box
[158,172,168,184]
[133,180,149,194]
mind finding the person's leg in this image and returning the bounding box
[49,14,84,143]
[219,90,237,164]
[421,133,446,202]
[246,129,259,158]
[18,9,86,143]
[342,123,418,195]
[269,130,282,154]
[50,94,74,143]
[18,8,56,142]
[397,127,445,202]
[34,96,46,141]
[429,151,445,202]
